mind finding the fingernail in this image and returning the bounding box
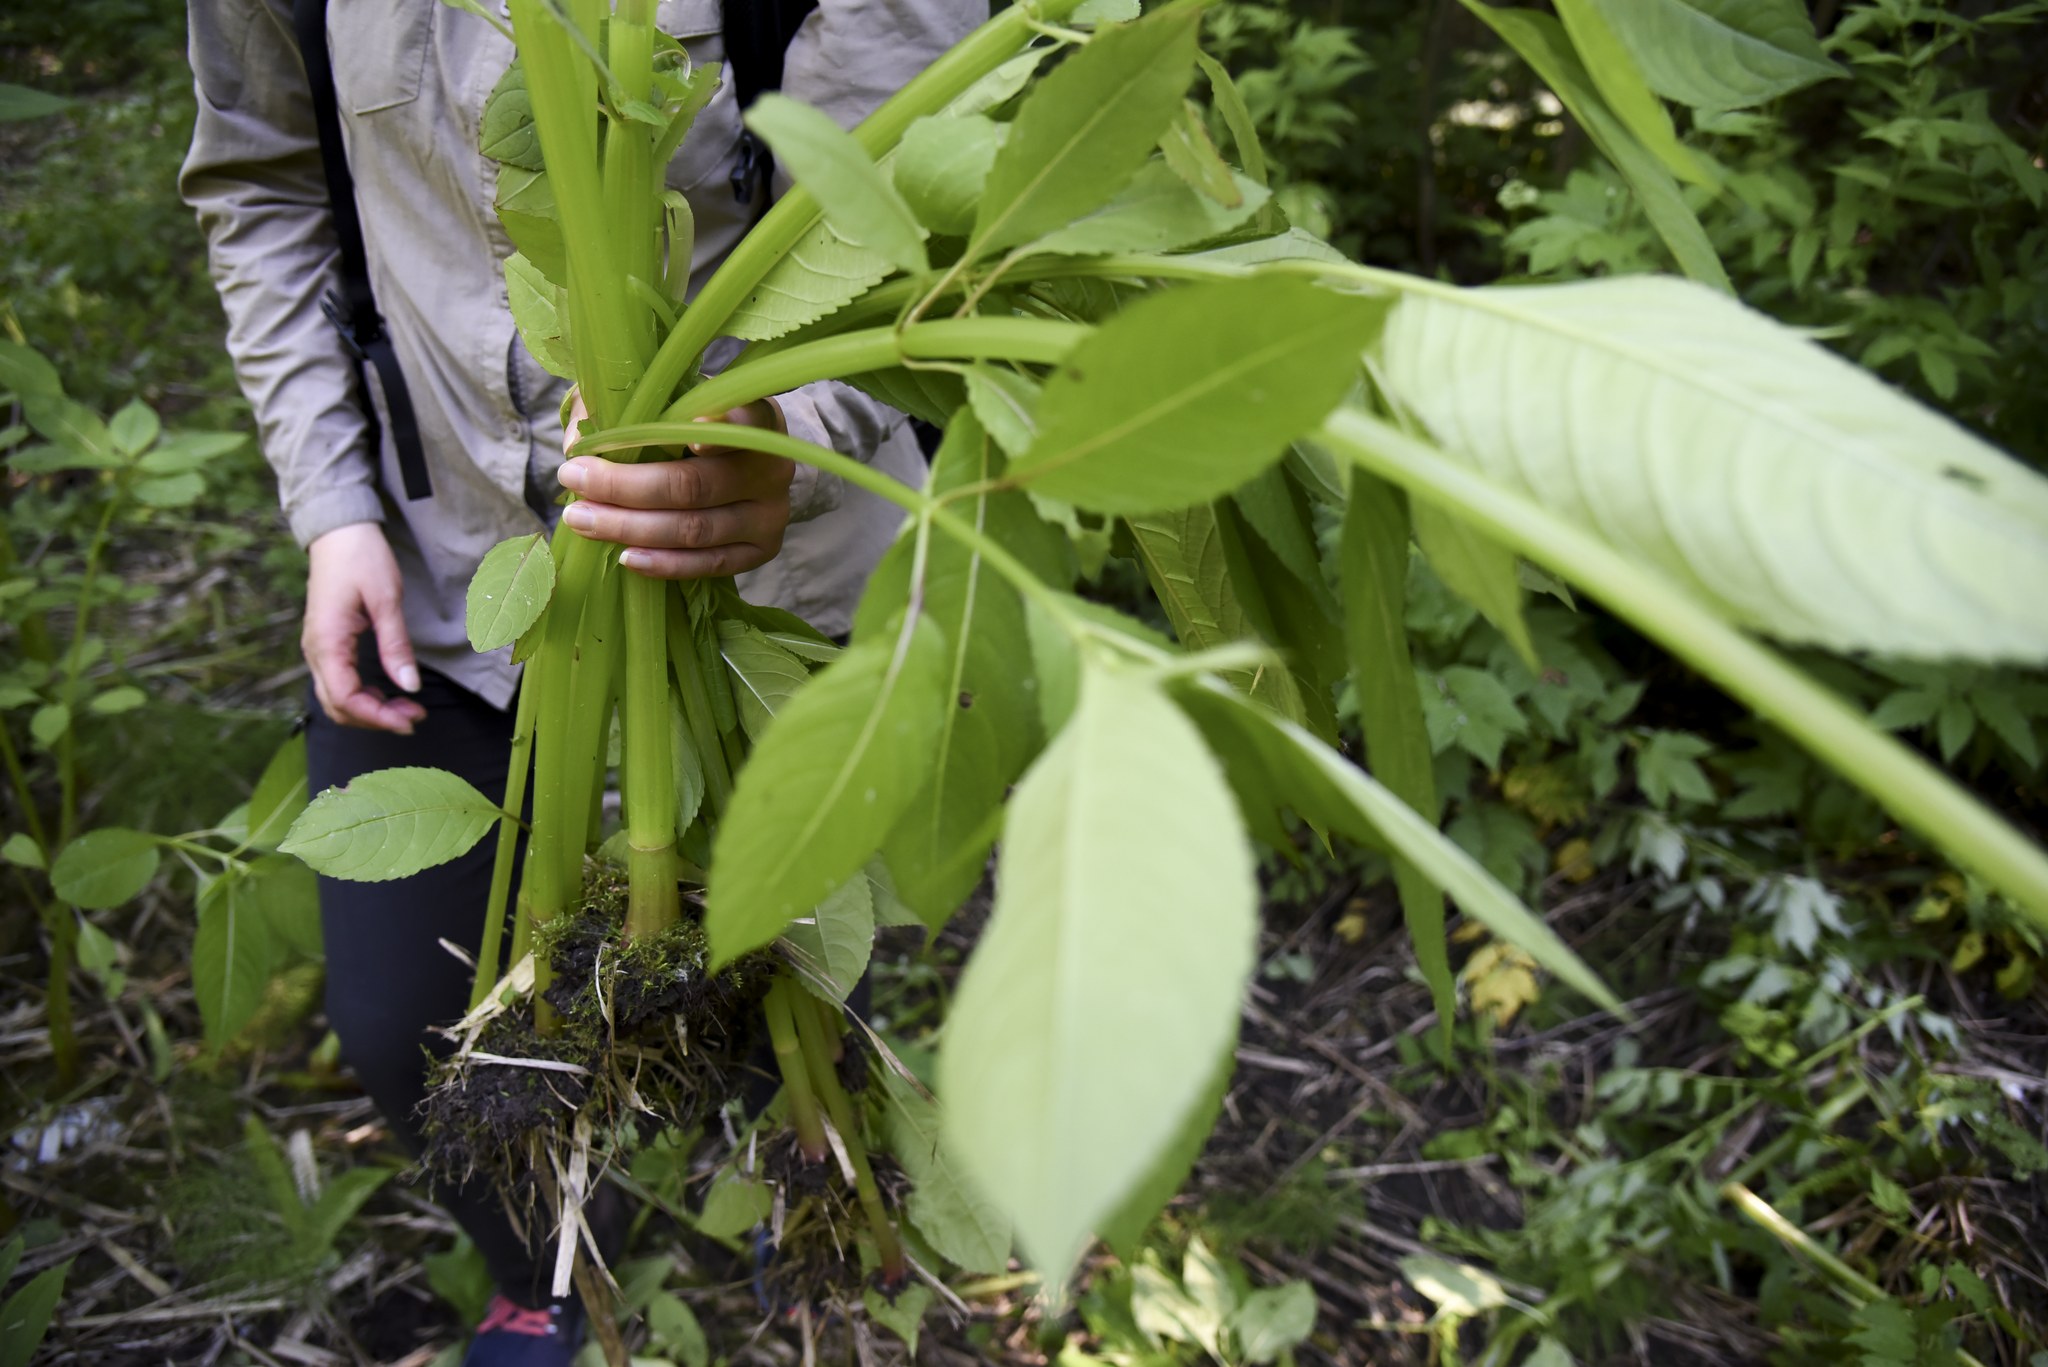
[396,664,420,692]
[620,549,651,572]
[558,459,586,491]
[563,503,594,531]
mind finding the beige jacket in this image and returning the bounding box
[181,0,981,707]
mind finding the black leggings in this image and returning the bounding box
[305,656,546,1301]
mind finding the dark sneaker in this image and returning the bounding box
[463,1293,583,1366]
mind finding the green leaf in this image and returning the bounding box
[864,1281,932,1352]
[22,392,115,466]
[1,833,43,870]
[1411,499,1536,668]
[134,472,206,508]
[505,252,575,379]
[193,866,282,1047]
[28,703,68,749]
[467,532,557,652]
[480,62,544,168]
[647,1292,710,1367]
[1230,465,1327,601]
[302,1167,392,1260]
[1033,161,1268,257]
[696,1171,771,1239]
[1340,476,1452,1040]
[246,853,324,960]
[1127,504,1306,725]
[1013,277,1388,515]
[863,415,1057,927]
[940,667,1257,1282]
[0,1261,68,1367]
[89,685,147,715]
[670,690,705,836]
[0,82,72,122]
[893,114,1007,237]
[1553,0,1713,185]
[495,165,567,286]
[0,1239,18,1288]
[972,8,1202,254]
[108,400,162,457]
[1159,99,1243,206]
[0,343,58,400]
[280,767,501,882]
[726,216,892,342]
[1463,2,1730,291]
[1578,0,1844,110]
[707,619,949,965]
[1176,681,1622,1015]
[882,1068,1013,1274]
[247,733,310,852]
[1233,1282,1317,1362]
[718,621,812,740]
[1097,1030,1233,1258]
[962,365,1041,458]
[746,94,928,274]
[51,828,160,909]
[1375,275,2048,662]
[139,431,245,474]
[1195,52,1268,186]
[1400,1253,1508,1320]
[782,875,874,1002]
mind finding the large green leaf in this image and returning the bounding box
[882,1068,1013,1274]
[1013,277,1387,515]
[244,853,324,960]
[51,828,159,909]
[467,532,557,652]
[0,1260,67,1367]
[1096,1029,1234,1258]
[746,94,928,274]
[725,216,893,342]
[1553,0,1711,185]
[505,252,575,379]
[1580,0,1844,109]
[246,733,309,852]
[1176,680,1621,1015]
[781,875,874,1002]
[0,82,73,123]
[939,667,1257,1282]
[1375,275,2048,662]
[892,114,1006,238]
[971,8,1201,254]
[1410,497,1536,668]
[1463,2,1730,292]
[280,767,502,881]
[861,414,1057,926]
[1127,504,1307,727]
[495,165,567,285]
[1340,477,1452,1041]
[706,619,948,965]
[1032,161,1269,257]
[193,865,283,1048]
[718,621,811,739]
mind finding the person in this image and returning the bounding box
[179,1,982,1360]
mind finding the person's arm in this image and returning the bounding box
[180,0,422,730]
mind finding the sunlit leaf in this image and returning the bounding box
[281,767,502,882]
[747,94,928,274]
[1579,0,1844,109]
[51,828,159,909]
[893,114,1006,237]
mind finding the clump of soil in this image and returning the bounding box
[419,860,776,1191]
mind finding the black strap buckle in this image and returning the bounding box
[319,287,383,361]
[731,129,770,206]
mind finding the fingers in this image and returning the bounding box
[304,618,425,735]
[612,543,780,579]
[559,447,793,510]
[302,522,427,735]
[560,498,761,550]
[688,397,786,455]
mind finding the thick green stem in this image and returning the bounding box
[657,318,1088,426]
[471,677,539,1011]
[763,977,828,1162]
[793,993,904,1284]
[618,3,1064,424]
[1316,408,2048,930]
[622,572,679,937]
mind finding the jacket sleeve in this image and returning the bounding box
[179,0,385,547]
[763,0,989,522]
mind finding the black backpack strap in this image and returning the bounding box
[724,0,821,206]
[291,0,433,501]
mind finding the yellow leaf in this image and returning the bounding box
[1951,930,1986,974]
[1554,837,1597,884]
[1463,941,1541,1025]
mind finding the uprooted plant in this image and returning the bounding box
[278,0,2048,1345]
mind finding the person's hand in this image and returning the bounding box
[556,394,795,579]
[302,522,426,734]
